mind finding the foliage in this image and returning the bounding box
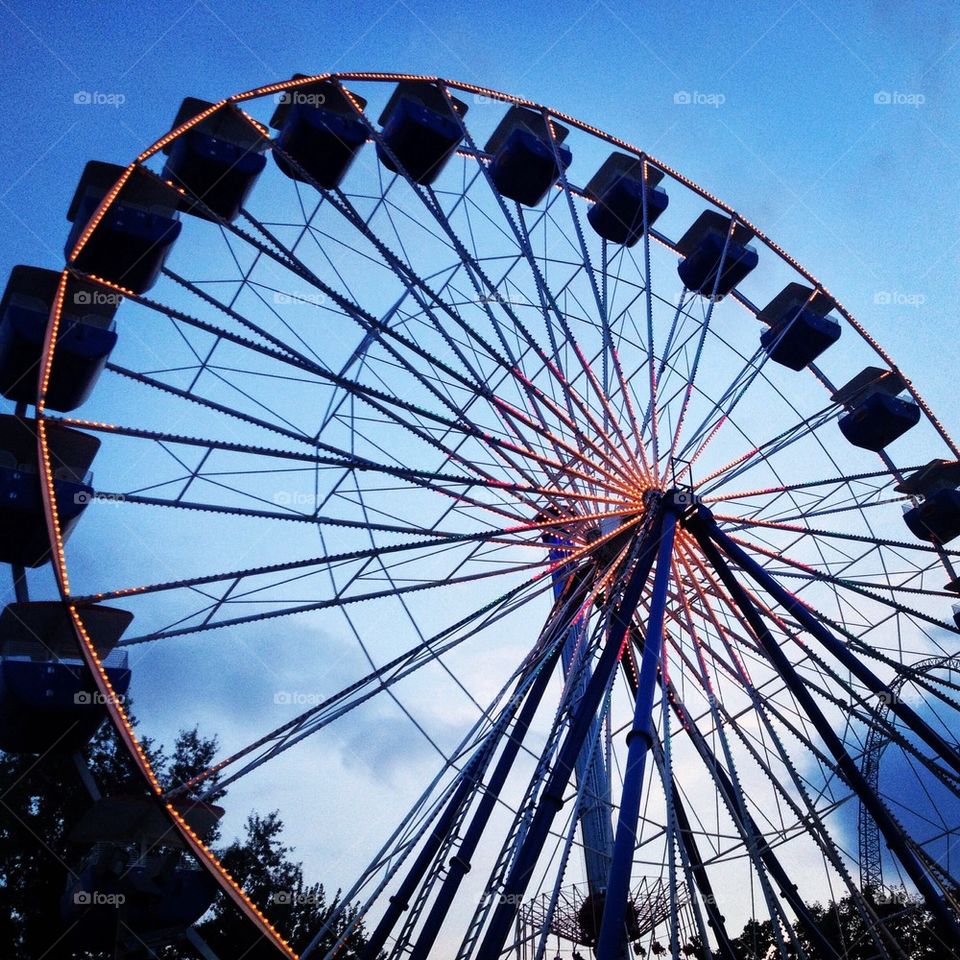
[0,713,375,958]
[728,889,954,959]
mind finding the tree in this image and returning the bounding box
[796,891,953,959]
[0,711,377,958]
[729,890,956,960]
[729,917,784,960]
[198,812,371,959]
[0,718,160,957]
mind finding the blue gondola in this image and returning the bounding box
[758,283,841,370]
[0,414,99,567]
[162,97,268,222]
[69,795,224,847]
[0,602,132,753]
[903,489,960,544]
[61,861,218,950]
[839,393,921,451]
[897,460,960,544]
[270,76,368,188]
[376,81,468,185]
[486,106,572,206]
[0,267,119,411]
[586,152,668,246]
[676,211,758,299]
[833,367,921,451]
[62,796,223,949]
[66,162,181,294]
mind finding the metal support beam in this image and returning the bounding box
[704,512,960,781]
[403,640,564,960]
[475,509,666,960]
[662,677,840,960]
[595,509,677,959]
[545,530,616,898]
[690,514,960,945]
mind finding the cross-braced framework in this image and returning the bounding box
[516,878,696,957]
[6,73,960,959]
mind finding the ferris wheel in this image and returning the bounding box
[2,72,960,960]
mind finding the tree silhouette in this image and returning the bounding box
[198,811,371,959]
[728,890,954,959]
[6,709,948,960]
[0,711,377,958]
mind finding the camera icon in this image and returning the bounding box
[671,488,697,508]
[271,890,292,904]
[74,490,92,505]
[73,691,93,705]
[673,90,691,105]
[274,691,292,705]
[73,890,92,905]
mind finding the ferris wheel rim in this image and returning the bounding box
[22,71,960,959]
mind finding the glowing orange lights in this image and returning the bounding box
[67,165,137,263]
[135,99,230,163]
[36,271,300,954]
[36,69,955,960]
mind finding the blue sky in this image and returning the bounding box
[1,0,959,952]
[0,0,957,415]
